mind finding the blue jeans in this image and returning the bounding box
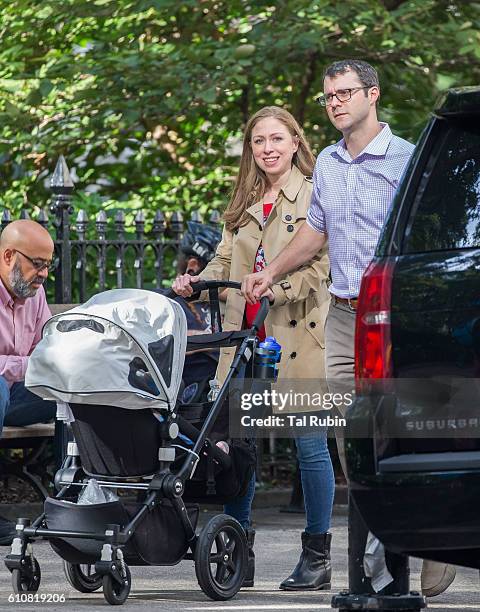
[223,429,334,534]
[295,428,335,534]
[222,365,334,533]
[224,472,256,530]
[0,376,57,437]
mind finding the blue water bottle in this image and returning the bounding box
[253,336,282,381]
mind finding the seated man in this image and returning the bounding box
[0,220,57,545]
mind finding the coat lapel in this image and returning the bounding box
[245,201,264,226]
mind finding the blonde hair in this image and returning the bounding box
[223,106,315,232]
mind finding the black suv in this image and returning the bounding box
[346,87,480,569]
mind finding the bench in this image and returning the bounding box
[0,304,77,500]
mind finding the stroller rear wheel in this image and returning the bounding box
[12,557,41,593]
[63,561,103,593]
[102,563,131,605]
[195,514,247,600]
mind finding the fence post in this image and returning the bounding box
[134,211,145,288]
[50,155,74,304]
[1,210,12,231]
[170,211,184,249]
[37,208,49,229]
[152,210,166,289]
[75,209,88,302]
[114,211,126,289]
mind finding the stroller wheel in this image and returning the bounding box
[63,561,103,593]
[195,514,247,601]
[12,557,41,593]
[102,563,131,605]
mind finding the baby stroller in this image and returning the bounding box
[4,281,271,604]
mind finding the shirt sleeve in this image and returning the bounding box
[0,355,29,385]
[30,288,52,354]
[0,289,52,384]
[306,160,326,234]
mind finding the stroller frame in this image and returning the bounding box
[5,281,270,604]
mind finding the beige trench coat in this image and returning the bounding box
[200,165,330,389]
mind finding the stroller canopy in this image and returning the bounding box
[26,289,187,411]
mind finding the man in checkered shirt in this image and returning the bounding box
[242,59,455,598]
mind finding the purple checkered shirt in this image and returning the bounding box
[307,123,415,298]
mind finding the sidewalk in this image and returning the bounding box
[0,505,478,611]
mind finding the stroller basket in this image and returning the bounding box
[45,497,199,567]
[44,498,130,565]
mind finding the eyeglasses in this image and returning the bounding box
[316,86,372,107]
[15,249,53,272]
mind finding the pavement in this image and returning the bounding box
[0,503,478,612]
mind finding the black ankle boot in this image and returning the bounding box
[279,531,331,591]
[242,527,255,587]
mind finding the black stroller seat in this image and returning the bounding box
[70,403,162,478]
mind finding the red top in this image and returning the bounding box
[244,202,274,341]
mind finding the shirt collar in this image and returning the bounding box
[0,277,14,308]
[334,122,393,161]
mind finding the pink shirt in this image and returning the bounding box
[0,278,51,386]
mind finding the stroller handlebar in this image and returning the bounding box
[163,280,240,301]
[165,279,271,331]
[188,280,241,292]
[251,296,270,331]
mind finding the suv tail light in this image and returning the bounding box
[355,258,395,390]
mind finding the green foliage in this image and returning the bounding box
[1,0,479,217]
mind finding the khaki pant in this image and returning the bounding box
[325,300,356,479]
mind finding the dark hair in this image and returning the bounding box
[324,59,379,91]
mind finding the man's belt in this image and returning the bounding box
[333,295,359,311]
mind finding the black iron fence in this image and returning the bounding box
[1,156,299,488]
[1,156,221,304]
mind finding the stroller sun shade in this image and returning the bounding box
[25,289,187,411]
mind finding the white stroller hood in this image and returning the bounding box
[25,289,187,411]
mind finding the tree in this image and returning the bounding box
[0,0,479,218]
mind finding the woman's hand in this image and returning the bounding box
[261,288,275,304]
[172,273,201,297]
[242,269,274,305]
[262,289,275,306]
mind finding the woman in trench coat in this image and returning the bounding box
[173,106,334,591]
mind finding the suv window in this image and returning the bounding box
[404,120,480,253]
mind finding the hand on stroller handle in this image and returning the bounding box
[171,276,242,298]
[167,279,271,333]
